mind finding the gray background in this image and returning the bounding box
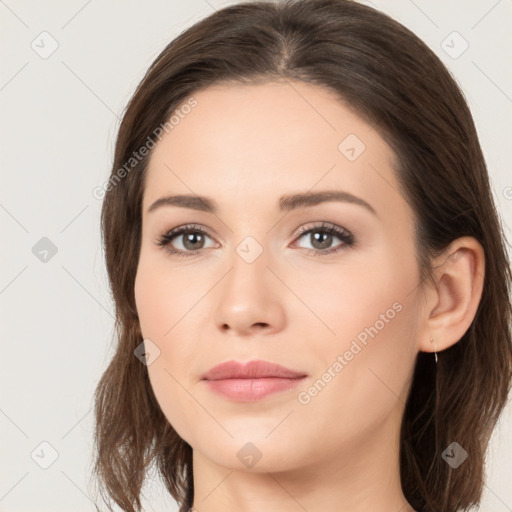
[1,0,511,511]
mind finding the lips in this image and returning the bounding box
[201,360,308,402]
[201,360,307,381]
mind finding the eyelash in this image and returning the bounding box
[156,222,355,258]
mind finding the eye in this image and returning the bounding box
[292,221,354,255]
[156,221,355,258]
[156,224,216,257]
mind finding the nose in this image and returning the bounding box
[213,244,286,337]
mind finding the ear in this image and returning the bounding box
[417,236,485,355]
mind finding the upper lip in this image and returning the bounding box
[201,360,308,380]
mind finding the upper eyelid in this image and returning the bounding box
[296,221,350,235]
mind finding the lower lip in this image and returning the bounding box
[203,377,306,402]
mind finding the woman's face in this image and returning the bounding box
[134,80,424,473]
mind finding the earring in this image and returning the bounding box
[430,336,438,364]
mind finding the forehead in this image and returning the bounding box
[143,80,400,215]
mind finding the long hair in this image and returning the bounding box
[90,1,512,511]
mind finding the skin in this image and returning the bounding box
[134,80,485,512]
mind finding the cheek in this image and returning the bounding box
[296,291,418,453]
[134,254,199,339]
[286,261,404,345]
[307,254,419,412]
[134,256,209,438]
[134,264,189,373]
[134,273,196,445]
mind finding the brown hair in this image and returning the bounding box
[90,1,512,511]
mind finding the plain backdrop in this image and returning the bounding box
[1,1,511,511]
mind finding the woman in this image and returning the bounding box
[91,1,512,511]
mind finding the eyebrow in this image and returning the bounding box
[147,190,377,216]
